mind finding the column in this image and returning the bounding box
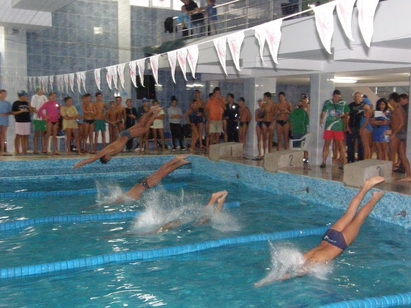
[117,0,132,103]
[309,73,335,166]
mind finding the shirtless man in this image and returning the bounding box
[73,106,162,168]
[254,176,385,287]
[115,96,126,133]
[262,92,277,153]
[82,93,95,153]
[106,101,119,144]
[93,92,108,151]
[276,92,292,151]
[238,97,251,148]
[388,92,411,182]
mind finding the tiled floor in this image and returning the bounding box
[2,149,411,196]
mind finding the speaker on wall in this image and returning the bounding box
[136,75,156,99]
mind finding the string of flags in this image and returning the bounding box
[24,0,379,93]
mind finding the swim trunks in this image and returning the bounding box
[120,129,133,141]
[276,120,288,126]
[322,228,347,250]
[240,122,249,127]
[84,119,94,125]
[94,119,106,132]
[263,121,272,128]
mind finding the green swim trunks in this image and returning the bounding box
[94,119,106,132]
[33,120,46,132]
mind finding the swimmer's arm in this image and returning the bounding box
[73,157,98,169]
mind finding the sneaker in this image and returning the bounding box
[171,148,176,151]
[180,147,186,150]
[176,146,181,150]
[320,163,326,169]
[303,159,309,164]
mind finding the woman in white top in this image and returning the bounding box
[150,99,166,151]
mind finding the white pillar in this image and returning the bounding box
[117,0,132,103]
[309,73,335,166]
[0,27,28,152]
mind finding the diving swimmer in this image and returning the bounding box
[254,176,385,287]
[73,105,162,168]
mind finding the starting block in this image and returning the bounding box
[343,159,393,187]
[263,150,304,173]
[209,142,243,161]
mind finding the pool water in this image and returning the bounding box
[1,172,411,307]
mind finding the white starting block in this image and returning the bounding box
[263,150,304,173]
[343,159,393,187]
[209,142,243,161]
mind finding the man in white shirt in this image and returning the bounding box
[30,87,48,154]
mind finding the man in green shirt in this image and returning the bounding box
[289,99,310,162]
[320,89,349,169]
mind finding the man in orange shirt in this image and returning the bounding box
[205,87,226,145]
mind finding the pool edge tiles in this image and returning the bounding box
[189,156,411,230]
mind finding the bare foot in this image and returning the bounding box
[372,191,385,201]
[398,176,411,182]
[53,152,61,155]
[364,176,385,189]
[176,154,189,160]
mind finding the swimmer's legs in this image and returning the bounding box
[330,176,385,232]
[206,190,227,208]
[215,191,228,213]
[146,155,190,188]
[342,190,384,246]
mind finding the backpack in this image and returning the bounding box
[164,17,174,33]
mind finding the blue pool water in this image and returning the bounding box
[1,156,411,307]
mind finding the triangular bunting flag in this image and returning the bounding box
[314,1,337,54]
[336,0,356,41]
[94,68,102,91]
[177,48,188,81]
[213,36,228,75]
[356,0,380,47]
[167,50,177,84]
[76,72,82,94]
[129,61,138,88]
[68,73,75,93]
[227,31,245,71]
[106,66,113,90]
[150,56,159,85]
[187,45,199,79]
[117,63,126,89]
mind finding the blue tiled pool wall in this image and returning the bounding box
[1,155,410,229]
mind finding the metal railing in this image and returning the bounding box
[167,0,321,40]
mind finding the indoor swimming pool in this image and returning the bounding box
[1,155,411,307]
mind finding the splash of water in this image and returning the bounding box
[254,243,333,287]
[131,189,240,234]
[95,180,132,206]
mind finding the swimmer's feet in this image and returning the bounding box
[372,191,385,201]
[398,176,411,182]
[364,176,385,189]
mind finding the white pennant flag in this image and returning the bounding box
[80,71,87,93]
[117,63,126,89]
[94,68,102,91]
[112,66,118,89]
[63,74,69,94]
[76,72,82,93]
[68,73,75,93]
[106,66,113,90]
[177,48,188,81]
[129,61,138,88]
[167,50,177,84]
[49,75,54,91]
[136,59,146,87]
[336,0,356,41]
[213,36,228,75]
[314,1,337,54]
[29,77,33,91]
[356,0,379,48]
[265,20,282,64]
[254,24,268,66]
[150,56,159,85]
[187,45,199,79]
[56,75,62,93]
[227,31,245,71]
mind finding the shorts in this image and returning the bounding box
[323,130,344,141]
[63,120,78,130]
[15,122,31,136]
[209,120,223,133]
[94,119,106,132]
[33,120,46,132]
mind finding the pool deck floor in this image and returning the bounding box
[1,148,411,196]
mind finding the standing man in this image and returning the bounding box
[168,95,185,150]
[30,87,48,154]
[12,91,32,156]
[125,98,139,151]
[346,92,364,163]
[223,93,240,142]
[205,87,225,146]
[115,96,126,133]
[82,93,95,153]
[0,89,12,155]
[182,0,204,37]
[319,89,349,169]
[388,92,411,182]
[262,92,277,153]
[93,92,108,152]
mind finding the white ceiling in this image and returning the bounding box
[10,0,75,12]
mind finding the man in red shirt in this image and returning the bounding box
[205,87,225,145]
